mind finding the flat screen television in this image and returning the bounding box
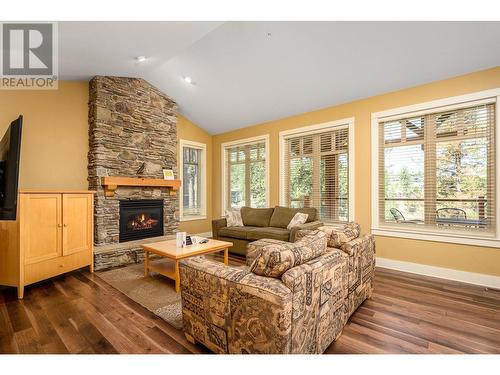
[0,115,23,221]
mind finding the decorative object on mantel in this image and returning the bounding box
[136,162,146,175]
[101,176,181,197]
[163,168,175,180]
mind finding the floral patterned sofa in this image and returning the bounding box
[179,223,375,354]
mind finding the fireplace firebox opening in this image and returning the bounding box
[119,200,164,242]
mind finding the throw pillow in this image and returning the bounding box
[319,222,360,248]
[287,212,308,230]
[250,230,327,278]
[225,209,243,227]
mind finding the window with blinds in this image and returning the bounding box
[282,127,349,222]
[379,103,496,235]
[224,140,267,210]
[181,142,206,219]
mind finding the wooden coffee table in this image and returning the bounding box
[141,238,233,293]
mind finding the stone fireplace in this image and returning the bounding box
[88,76,179,270]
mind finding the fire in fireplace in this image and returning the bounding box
[119,200,164,242]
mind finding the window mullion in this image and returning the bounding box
[487,106,496,233]
[226,149,231,211]
[285,146,291,207]
[424,114,437,225]
[379,124,386,223]
[245,145,251,207]
[312,135,321,210]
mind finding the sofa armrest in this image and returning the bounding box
[179,256,249,353]
[228,272,292,353]
[281,250,347,292]
[281,250,348,353]
[340,234,376,257]
[180,256,293,354]
[212,218,227,239]
[337,234,376,317]
[289,221,324,242]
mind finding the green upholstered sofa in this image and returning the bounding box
[212,206,324,255]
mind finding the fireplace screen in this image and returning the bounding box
[119,200,164,242]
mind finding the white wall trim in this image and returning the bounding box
[373,228,500,248]
[279,117,355,222]
[376,257,500,289]
[221,134,270,213]
[371,88,500,247]
[180,215,208,222]
[371,88,500,120]
[179,139,207,221]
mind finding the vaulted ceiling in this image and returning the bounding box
[59,21,500,134]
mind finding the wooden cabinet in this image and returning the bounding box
[62,194,93,256]
[0,190,94,299]
[23,194,62,264]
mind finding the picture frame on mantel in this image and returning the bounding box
[163,169,174,180]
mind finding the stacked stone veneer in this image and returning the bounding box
[88,76,179,270]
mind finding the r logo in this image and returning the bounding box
[2,23,53,76]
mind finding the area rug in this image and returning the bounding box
[97,263,183,329]
[97,254,246,330]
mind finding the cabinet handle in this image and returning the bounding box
[57,224,63,228]
[63,224,67,227]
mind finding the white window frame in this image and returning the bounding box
[221,134,270,213]
[279,118,356,223]
[371,88,500,248]
[179,139,207,221]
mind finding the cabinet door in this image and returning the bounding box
[62,194,92,256]
[23,194,62,264]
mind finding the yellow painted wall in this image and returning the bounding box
[0,81,89,190]
[177,115,213,234]
[212,67,500,276]
[3,69,500,275]
[0,82,214,234]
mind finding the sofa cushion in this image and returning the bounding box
[269,206,317,228]
[240,207,274,227]
[319,222,361,248]
[246,227,290,241]
[250,230,328,278]
[287,212,308,230]
[225,209,243,227]
[219,226,258,240]
[246,238,286,266]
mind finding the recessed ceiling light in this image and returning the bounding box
[183,76,194,85]
[135,56,147,62]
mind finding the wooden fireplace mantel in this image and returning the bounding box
[101,177,181,197]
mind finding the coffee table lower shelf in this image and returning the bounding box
[142,239,232,293]
[148,259,177,280]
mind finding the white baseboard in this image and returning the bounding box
[376,257,500,290]
[194,231,213,238]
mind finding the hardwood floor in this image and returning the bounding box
[1,261,499,354]
[327,268,500,354]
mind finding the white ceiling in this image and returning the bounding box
[59,21,500,134]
